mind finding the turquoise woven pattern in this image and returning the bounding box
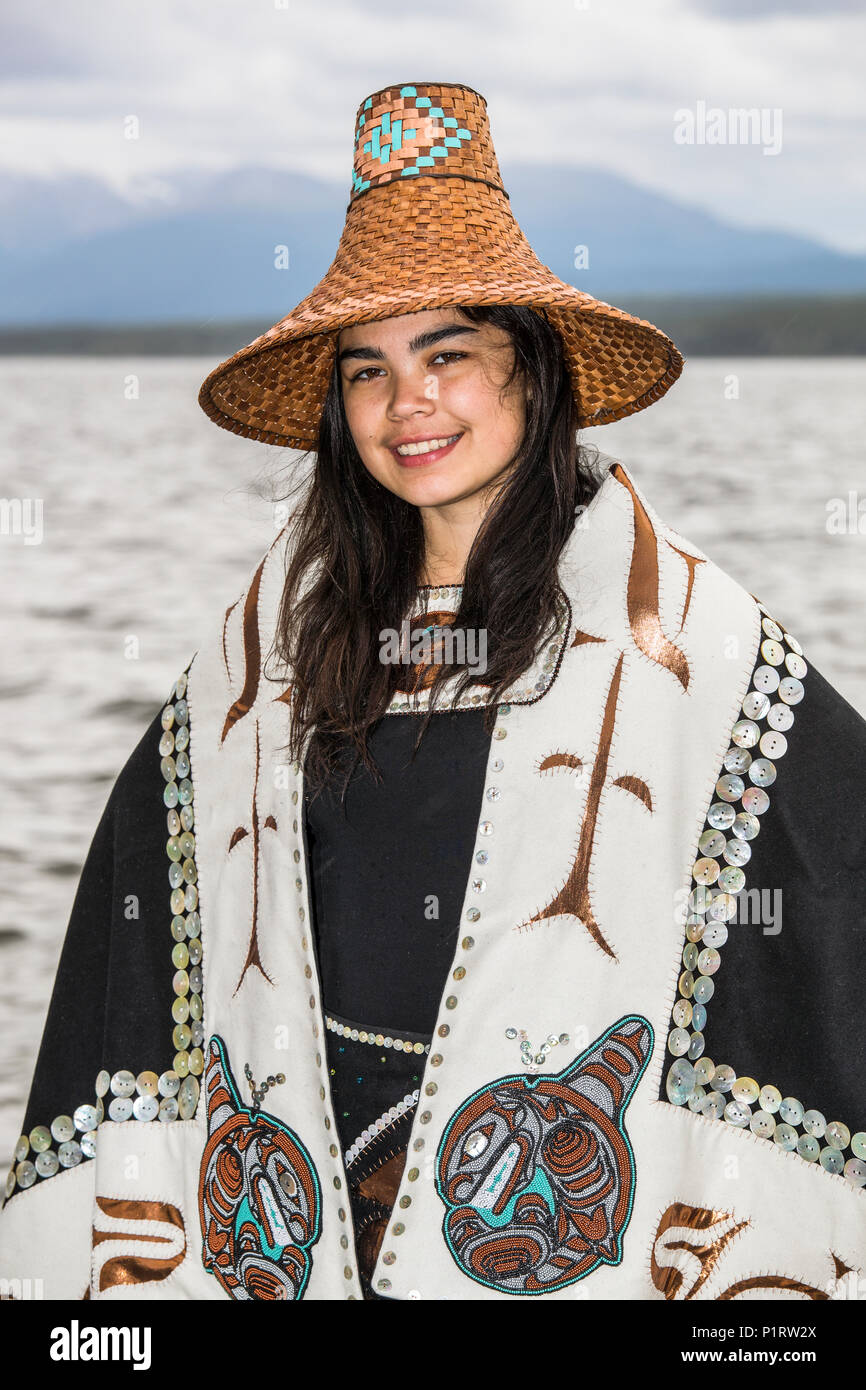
[351,83,501,198]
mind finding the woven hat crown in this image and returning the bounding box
[350,82,503,201]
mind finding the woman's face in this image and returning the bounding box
[337,308,529,510]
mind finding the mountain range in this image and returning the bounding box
[1,163,865,325]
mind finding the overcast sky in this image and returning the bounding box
[1,0,864,252]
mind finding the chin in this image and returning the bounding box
[393,473,479,507]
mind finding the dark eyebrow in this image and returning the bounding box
[337,322,479,367]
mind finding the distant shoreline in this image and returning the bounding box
[0,296,864,355]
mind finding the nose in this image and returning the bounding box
[386,363,436,421]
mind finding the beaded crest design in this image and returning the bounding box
[199,1035,321,1300]
[435,1015,652,1295]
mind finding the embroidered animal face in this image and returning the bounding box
[199,1035,322,1300]
[436,1015,652,1294]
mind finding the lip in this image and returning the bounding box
[388,432,464,467]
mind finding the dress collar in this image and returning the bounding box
[385,457,634,714]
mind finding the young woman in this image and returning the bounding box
[2,81,864,1304]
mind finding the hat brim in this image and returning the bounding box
[198,176,684,449]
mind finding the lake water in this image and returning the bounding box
[1,354,864,1161]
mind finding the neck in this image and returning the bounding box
[417,458,521,585]
[417,492,491,588]
[419,570,464,588]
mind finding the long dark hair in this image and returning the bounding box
[273,305,605,793]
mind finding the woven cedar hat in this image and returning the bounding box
[198,81,684,448]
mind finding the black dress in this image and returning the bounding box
[303,708,493,1297]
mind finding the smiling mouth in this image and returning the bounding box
[392,433,463,457]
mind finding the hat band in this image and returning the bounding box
[349,169,509,207]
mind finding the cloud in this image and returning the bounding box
[0,0,863,251]
[686,0,862,17]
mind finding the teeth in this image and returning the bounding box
[396,435,459,456]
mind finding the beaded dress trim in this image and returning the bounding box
[344,1092,421,1168]
[325,1012,431,1056]
[662,603,866,1183]
[5,669,202,1199]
